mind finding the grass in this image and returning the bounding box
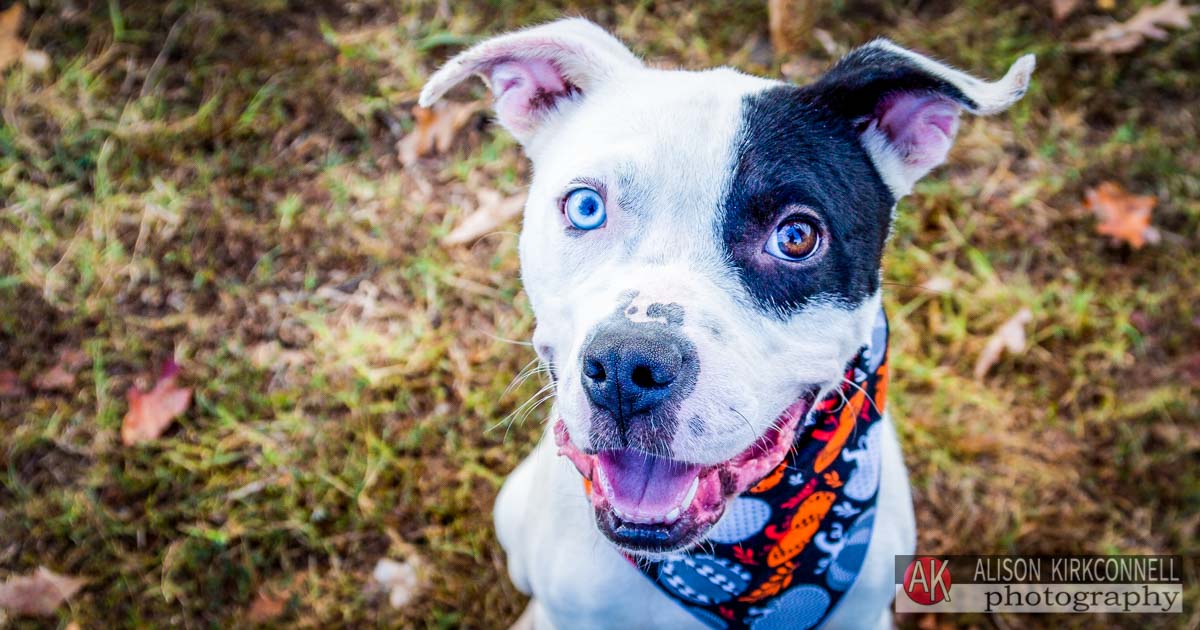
[1,0,1197,627]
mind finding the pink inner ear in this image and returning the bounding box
[489,58,578,134]
[877,93,961,170]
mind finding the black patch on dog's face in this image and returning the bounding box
[720,84,894,316]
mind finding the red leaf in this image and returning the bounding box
[121,360,192,445]
[1084,181,1161,249]
[0,369,26,398]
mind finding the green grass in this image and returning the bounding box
[1,0,1198,627]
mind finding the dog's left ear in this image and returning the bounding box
[811,40,1034,198]
[419,18,643,147]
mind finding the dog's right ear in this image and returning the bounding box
[419,18,642,147]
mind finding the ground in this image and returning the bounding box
[1,0,1197,628]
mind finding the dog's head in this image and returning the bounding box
[422,19,1032,555]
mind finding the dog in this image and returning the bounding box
[420,18,1032,630]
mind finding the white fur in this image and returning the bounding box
[420,18,1029,629]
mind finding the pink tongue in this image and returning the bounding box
[596,449,701,516]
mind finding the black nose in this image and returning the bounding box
[581,326,690,418]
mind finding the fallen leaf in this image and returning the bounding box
[246,588,287,623]
[974,308,1034,379]
[442,190,527,245]
[0,370,26,398]
[121,360,192,445]
[397,101,482,167]
[371,557,423,609]
[31,347,90,391]
[1072,0,1198,53]
[1053,0,1082,21]
[248,341,308,370]
[33,364,75,390]
[0,4,49,75]
[1084,181,1160,248]
[0,4,25,72]
[57,348,90,370]
[0,567,86,617]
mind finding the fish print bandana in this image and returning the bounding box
[637,308,890,630]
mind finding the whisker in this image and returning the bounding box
[842,376,881,416]
[840,375,881,446]
[483,331,534,347]
[502,357,542,398]
[492,381,557,434]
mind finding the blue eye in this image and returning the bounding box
[564,187,606,230]
[764,216,822,261]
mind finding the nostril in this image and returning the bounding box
[631,364,673,389]
[584,358,607,382]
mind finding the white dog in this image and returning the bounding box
[421,19,1032,630]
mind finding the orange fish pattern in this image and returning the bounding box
[637,309,891,629]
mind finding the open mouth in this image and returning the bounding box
[554,388,819,554]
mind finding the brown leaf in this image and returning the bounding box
[397,101,482,167]
[441,190,527,245]
[32,347,90,391]
[974,308,1034,379]
[0,3,26,73]
[1053,0,1082,21]
[0,4,48,75]
[33,364,75,390]
[246,589,287,623]
[1072,0,1198,53]
[121,360,192,445]
[0,369,26,398]
[0,567,86,617]
[1084,181,1160,248]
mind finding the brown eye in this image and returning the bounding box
[766,216,822,261]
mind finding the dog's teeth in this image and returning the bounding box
[665,507,680,523]
[595,465,613,496]
[681,477,699,509]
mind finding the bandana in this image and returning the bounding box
[631,309,890,630]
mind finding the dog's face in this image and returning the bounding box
[422,19,1032,555]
